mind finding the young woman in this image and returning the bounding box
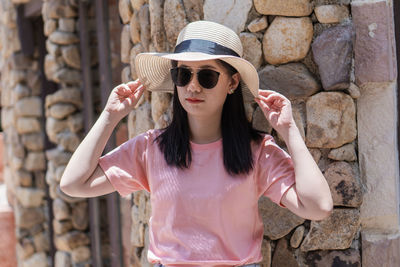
[60,21,333,267]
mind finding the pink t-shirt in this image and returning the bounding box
[99,129,295,266]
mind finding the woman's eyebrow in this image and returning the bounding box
[179,64,217,70]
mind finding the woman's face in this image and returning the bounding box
[175,59,240,118]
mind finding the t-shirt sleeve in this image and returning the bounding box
[254,135,295,207]
[98,132,150,197]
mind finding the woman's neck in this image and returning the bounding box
[187,113,222,144]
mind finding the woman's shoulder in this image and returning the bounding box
[123,128,164,147]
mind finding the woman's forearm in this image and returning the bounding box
[281,123,333,216]
[60,111,120,192]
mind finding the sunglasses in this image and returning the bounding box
[170,67,221,89]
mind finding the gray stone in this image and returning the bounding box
[149,0,166,52]
[260,239,271,267]
[44,54,64,80]
[301,208,360,251]
[131,0,146,11]
[271,238,299,267]
[328,143,357,161]
[46,117,69,141]
[71,246,91,263]
[57,185,85,204]
[17,238,35,260]
[58,18,75,32]
[254,0,312,16]
[290,225,305,248]
[67,113,84,133]
[135,102,154,135]
[306,248,360,267]
[44,19,57,37]
[130,43,145,79]
[49,31,79,45]
[25,152,46,171]
[312,25,353,91]
[263,17,313,65]
[121,66,132,84]
[258,63,320,100]
[324,161,362,207]
[151,92,172,123]
[352,1,396,85]
[139,4,151,51]
[240,33,263,70]
[15,170,33,187]
[164,0,188,51]
[15,97,42,117]
[314,5,349,24]
[53,219,73,235]
[362,231,400,267]
[204,0,252,34]
[119,0,133,24]
[258,196,305,240]
[347,83,361,99]
[53,68,81,84]
[33,231,49,252]
[182,0,203,22]
[306,92,356,148]
[22,252,48,267]
[46,147,72,166]
[57,131,81,152]
[55,251,71,267]
[252,106,272,134]
[61,45,81,69]
[21,133,44,151]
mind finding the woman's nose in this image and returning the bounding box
[186,74,202,93]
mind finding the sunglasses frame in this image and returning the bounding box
[170,66,222,89]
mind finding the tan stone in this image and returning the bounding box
[46,117,68,142]
[33,231,49,252]
[248,16,268,33]
[49,103,76,119]
[347,83,361,99]
[58,18,75,32]
[149,0,166,52]
[67,112,83,133]
[25,152,46,171]
[52,68,81,84]
[119,0,133,24]
[263,17,313,65]
[121,24,132,64]
[254,0,312,16]
[135,102,154,135]
[55,231,90,251]
[53,198,70,221]
[121,66,132,84]
[53,219,73,235]
[46,0,78,18]
[240,33,262,70]
[139,4,151,51]
[131,0,146,11]
[44,19,57,37]
[290,225,305,248]
[71,201,89,231]
[15,187,45,208]
[22,252,48,267]
[16,117,41,134]
[260,239,271,266]
[182,0,203,22]
[309,148,322,164]
[164,0,188,51]
[45,88,82,109]
[272,238,299,267]
[15,170,33,187]
[306,92,356,148]
[314,5,349,24]
[130,11,141,44]
[71,246,91,263]
[328,143,357,161]
[14,206,45,229]
[130,43,145,79]
[259,196,305,240]
[55,165,66,182]
[305,248,360,267]
[61,45,81,69]
[362,231,400,267]
[17,238,35,260]
[204,0,252,34]
[151,92,172,123]
[301,208,360,251]
[57,132,81,152]
[46,147,72,166]
[49,31,79,45]
[15,97,42,117]
[44,54,64,80]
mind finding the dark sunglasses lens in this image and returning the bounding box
[198,69,220,89]
[171,67,192,87]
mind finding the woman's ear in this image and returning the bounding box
[230,73,240,90]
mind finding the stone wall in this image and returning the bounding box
[0,0,50,266]
[42,0,93,266]
[117,0,395,266]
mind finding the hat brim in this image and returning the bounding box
[135,52,259,99]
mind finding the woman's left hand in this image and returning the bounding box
[255,90,296,137]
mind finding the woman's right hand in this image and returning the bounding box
[104,79,146,121]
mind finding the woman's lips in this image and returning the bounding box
[186,98,204,103]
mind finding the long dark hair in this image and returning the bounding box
[155,60,263,175]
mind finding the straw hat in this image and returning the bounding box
[135,20,259,97]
